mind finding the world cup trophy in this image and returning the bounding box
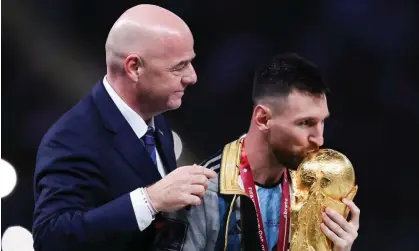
[289,149,358,251]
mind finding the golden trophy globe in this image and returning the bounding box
[289,149,358,251]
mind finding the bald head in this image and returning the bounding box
[103,4,197,117]
[105,4,193,73]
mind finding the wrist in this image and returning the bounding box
[145,186,161,213]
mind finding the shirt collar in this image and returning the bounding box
[102,76,154,138]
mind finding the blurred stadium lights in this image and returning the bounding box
[172,130,183,160]
[1,226,34,251]
[0,159,18,198]
[171,130,198,166]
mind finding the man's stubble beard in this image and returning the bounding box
[272,148,304,171]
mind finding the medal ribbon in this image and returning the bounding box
[239,140,291,251]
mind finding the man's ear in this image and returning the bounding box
[253,104,273,132]
[124,54,144,81]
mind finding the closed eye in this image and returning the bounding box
[297,116,328,127]
[298,119,317,127]
[173,62,188,71]
[171,55,195,71]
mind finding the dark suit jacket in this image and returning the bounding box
[33,81,177,251]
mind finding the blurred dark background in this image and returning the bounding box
[2,0,419,250]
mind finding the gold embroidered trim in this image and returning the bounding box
[219,139,247,196]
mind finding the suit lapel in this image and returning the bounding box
[154,116,177,173]
[92,81,162,185]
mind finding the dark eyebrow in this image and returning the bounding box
[297,113,330,121]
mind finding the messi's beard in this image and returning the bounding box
[272,148,305,171]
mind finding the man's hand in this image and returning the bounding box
[146,165,217,213]
[321,199,360,251]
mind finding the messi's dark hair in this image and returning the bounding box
[252,53,329,104]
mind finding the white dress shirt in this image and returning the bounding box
[103,76,167,231]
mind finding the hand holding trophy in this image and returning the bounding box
[290,149,360,251]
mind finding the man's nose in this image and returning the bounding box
[309,123,325,148]
[182,64,197,86]
[309,134,324,147]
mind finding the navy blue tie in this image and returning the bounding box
[143,126,157,165]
